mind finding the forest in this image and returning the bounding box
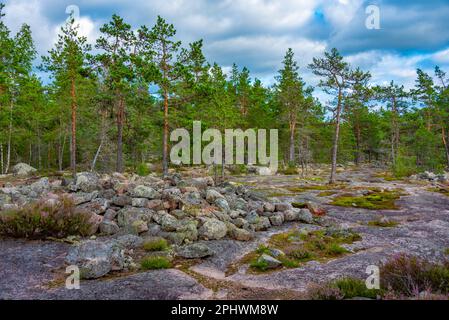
[1,3,448,181]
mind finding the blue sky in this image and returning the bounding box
[3,0,449,102]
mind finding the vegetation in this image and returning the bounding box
[0,196,92,239]
[368,219,399,228]
[140,256,171,270]
[331,190,403,210]
[243,228,361,273]
[0,4,448,181]
[143,238,170,252]
[307,277,382,300]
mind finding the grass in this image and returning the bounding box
[140,256,171,270]
[241,228,361,273]
[143,238,170,252]
[445,248,449,256]
[291,202,307,208]
[0,196,93,239]
[331,189,404,210]
[367,219,399,228]
[318,191,338,197]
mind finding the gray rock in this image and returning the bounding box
[275,203,292,212]
[112,195,132,207]
[117,207,153,229]
[257,254,281,269]
[160,213,179,232]
[297,208,314,224]
[30,178,50,195]
[199,218,227,240]
[131,198,149,208]
[228,226,253,241]
[72,172,101,193]
[73,192,98,205]
[253,216,271,231]
[99,220,120,235]
[284,209,300,221]
[114,234,144,249]
[104,209,118,220]
[205,189,224,203]
[130,185,160,199]
[65,240,125,279]
[176,243,214,259]
[12,163,37,176]
[176,220,198,242]
[215,198,230,212]
[269,213,285,226]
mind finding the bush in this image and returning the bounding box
[140,256,171,270]
[249,259,269,271]
[380,254,449,296]
[307,283,344,300]
[143,238,169,252]
[229,164,248,176]
[136,163,150,176]
[325,243,349,256]
[334,278,381,299]
[0,196,92,239]
[392,155,417,178]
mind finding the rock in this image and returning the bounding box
[176,243,214,259]
[269,248,285,258]
[160,214,179,232]
[114,234,144,249]
[12,163,37,176]
[199,218,227,240]
[72,192,98,205]
[257,254,281,269]
[86,213,103,236]
[104,209,117,220]
[176,220,198,242]
[264,202,275,212]
[249,166,276,176]
[0,193,12,210]
[229,227,253,241]
[65,240,125,279]
[253,216,271,231]
[112,195,132,207]
[130,185,160,199]
[117,207,153,230]
[245,211,260,224]
[297,208,314,224]
[132,220,149,234]
[284,209,299,222]
[99,220,120,235]
[78,198,109,215]
[215,197,230,212]
[269,213,284,226]
[147,199,164,210]
[131,198,149,208]
[205,189,224,203]
[72,172,101,193]
[306,202,326,216]
[275,203,292,212]
[30,178,50,195]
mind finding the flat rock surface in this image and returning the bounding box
[1,168,449,299]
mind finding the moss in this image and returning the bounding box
[287,185,334,193]
[240,228,361,274]
[367,219,399,228]
[143,238,169,252]
[331,190,403,210]
[444,248,449,256]
[291,202,307,208]
[280,166,298,175]
[318,191,338,197]
[140,256,171,270]
[428,187,449,197]
[249,259,269,271]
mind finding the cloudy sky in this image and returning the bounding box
[3,0,449,100]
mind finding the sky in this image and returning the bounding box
[3,0,449,103]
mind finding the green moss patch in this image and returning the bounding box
[428,187,449,197]
[367,219,399,228]
[236,228,361,274]
[140,256,171,270]
[331,190,404,210]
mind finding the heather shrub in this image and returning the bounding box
[307,282,344,300]
[380,254,449,296]
[0,196,92,239]
[141,256,171,270]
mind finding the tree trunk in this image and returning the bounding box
[162,88,169,176]
[92,113,106,172]
[330,88,342,184]
[116,94,125,173]
[442,127,449,168]
[391,96,399,165]
[0,144,3,174]
[289,122,296,164]
[70,77,77,177]
[5,100,13,174]
[354,123,361,166]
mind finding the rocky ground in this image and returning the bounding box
[1,165,448,300]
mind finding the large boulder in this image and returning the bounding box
[71,172,101,193]
[176,243,214,259]
[205,189,224,203]
[12,163,37,176]
[65,240,125,279]
[199,218,227,240]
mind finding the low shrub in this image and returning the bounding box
[143,238,169,252]
[249,259,269,271]
[380,254,449,296]
[0,196,92,239]
[307,282,344,300]
[334,278,381,299]
[324,243,349,256]
[136,163,150,176]
[140,256,171,270]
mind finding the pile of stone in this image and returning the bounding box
[1,171,316,244]
[410,171,449,184]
